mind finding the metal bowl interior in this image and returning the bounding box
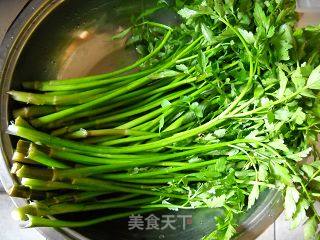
[0,0,283,239]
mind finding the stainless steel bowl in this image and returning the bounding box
[0,1,283,239]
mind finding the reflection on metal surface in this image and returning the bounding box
[58,28,136,80]
[78,30,89,40]
[0,0,29,43]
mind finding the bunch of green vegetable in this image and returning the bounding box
[6,0,320,239]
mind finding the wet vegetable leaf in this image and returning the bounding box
[284,186,300,220]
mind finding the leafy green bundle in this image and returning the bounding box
[6,0,320,239]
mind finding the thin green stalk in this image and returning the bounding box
[27,144,69,169]
[27,66,162,92]
[99,193,140,203]
[73,178,189,200]
[45,84,166,129]
[164,112,191,132]
[114,177,205,184]
[11,162,23,175]
[150,161,188,167]
[92,134,156,145]
[92,127,183,145]
[8,185,54,200]
[51,144,249,179]
[69,73,197,129]
[140,108,190,132]
[230,87,309,118]
[51,86,195,135]
[102,158,226,179]
[44,89,85,95]
[65,129,153,139]
[49,149,133,165]
[142,204,198,209]
[16,165,53,181]
[32,33,203,125]
[134,108,180,132]
[112,178,177,184]
[25,208,155,228]
[23,65,154,91]
[12,140,36,165]
[14,117,34,129]
[206,17,254,118]
[13,106,66,118]
[9,84,119,105]
[9,123,255,157]
[176,44,222,64]
[117,105,173,130]
[42,192,108,205]
[100,155,247,180]
[21,178,95,191]
[49,148,161,160]
[119,83,210,130]
[18,197,157,217]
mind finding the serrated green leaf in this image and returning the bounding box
[307,65,320,90]
[311,161,320,169]
[190,102,203,118]
[291,199,309,229]
[159,115,165,132]
[301,89,317,98]
[201,23,214,43]
[245,130,264,142]
[205,194,226,208]
[197,50,207,74]
[222,223,236,240]
[291,175,302,183]
[174,0,184,8]
[112,27,131,40]
[277,67,288,99]
[302,165,315,178]
[215,157,227,172]
[254,84,264,98]
[258,164,268,181]
[161,99,171,108]
[176,64,188,73]
[248,183,259,209]
[273,38,292,61]
[149,70,180,79]
[214,0,225,17]
[304,215,318,240]
[238,28,255,44]
[274,24,293,61]
[178,7,198,18]
[225,0,235,12]
[284,186,300,220]
[270,162,292,185]
[290,107,306,125]
[268,139,289,152]
[267,26,275,38]
[161,199,179,211]
[135,45,145,55]
[267,112,275,123]
[253,3,269,30]
[214,129,226,138]
[286,148,312,162]
[275,108,292,122]
[291,67,306,90]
